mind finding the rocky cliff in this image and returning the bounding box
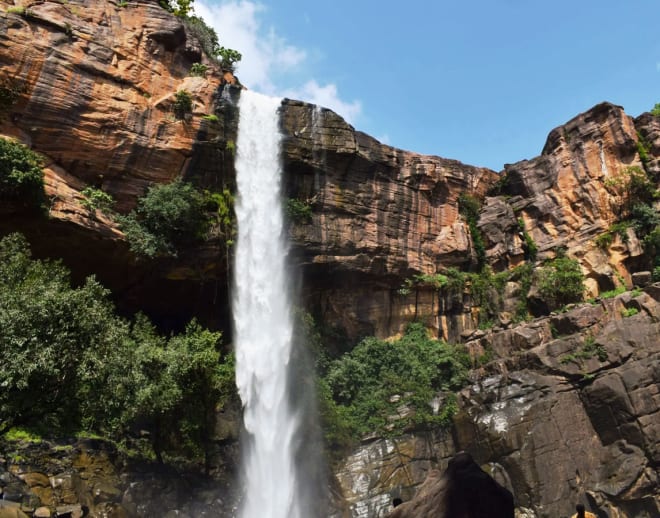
[0,1,658,518]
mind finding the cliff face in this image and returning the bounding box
[0,2,659,518]
[0,0,235,326]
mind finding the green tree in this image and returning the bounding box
[159,0,194,17]
[0,233,235,464]
[324,323,470,439]
[0,137,45,208]
[537,255,585,309]
[117,179,209,257]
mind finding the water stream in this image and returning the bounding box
[233,90,302,518]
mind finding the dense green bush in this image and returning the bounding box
[189,62,208,77]
[173,90,193,119]
[323,323,470,439]
[537,255,585,309]
[117,179,209,257]
[286,198,312,223]
[0,137,45,207]
[0,233,233,463]
[80,186,114,213]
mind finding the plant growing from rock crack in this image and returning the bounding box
[286,198,313,223]
[80,186,114,213]
[189,62,208,77]
[537,253,585,310]
[116,179,209,258]
[173,90,193,119]
[0,137,45,210]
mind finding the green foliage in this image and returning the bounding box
[636,132,651,167]
[651,103,660,117]
[6,6,25,14]
[159,0,194,17]
[458,193,486,270]
[537,256,585,309]
[399,273,449,295]
[202,114,219,122]
[117,1,128,7]
[518,218,538,261]
[189,62,208,77]
[173,90,193,119]
[0,77,23,115]
[3,428,42,443]
[183,15,220,60]
[0,233,233,461]
[286,198,313,223]
[217,46,242,68]
[594,231,613,249]
[80,186,114,213]
[621,307,639,318]
[653,266,660,282]
[323,323,470,438]
[559,335,607,365]
[204,188,235,246]
[0,137,45,208]
[599,285,626,299]
[511,263,533,322]
[117,179,209,258]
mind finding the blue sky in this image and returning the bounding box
[196,0,660,171]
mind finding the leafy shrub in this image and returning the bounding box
[205,188,235,246]
[0,137,45,208]
[653,265,660,282]
[189,62,208,77]
[518,218,538,261]
[117,179,208,257]
[0,233,234,462]
[458,193,486,270]
[159,0,193,17]
[621,307,639,318]
[599,285,626,299]
[0,77,23,114]
[202,114,219,122]
[286,198,312,223]
[651,103,660,117]
[323,323,470,438]
[217,46,242,68]
[537,255,585,309]
[80,186,114,213]
[173,90,193,119]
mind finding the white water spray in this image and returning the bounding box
[233,90,302,518]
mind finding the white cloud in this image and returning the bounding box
[195,1,362,124]
[282,80,362,125]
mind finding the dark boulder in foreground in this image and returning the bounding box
[387,452,514,518]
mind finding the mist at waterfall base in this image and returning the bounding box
[233,90,325,517]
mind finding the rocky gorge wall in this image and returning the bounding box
[0,1,658,517]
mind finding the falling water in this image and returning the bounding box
[233,90,301,518]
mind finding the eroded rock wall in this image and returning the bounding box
[333,285,660,518]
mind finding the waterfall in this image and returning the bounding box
[233,90,302,518]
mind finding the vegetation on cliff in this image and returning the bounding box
[159,0,242,68]
[319,323,471,456]
[0,234,235,465]
[0,137,45,209]
[117,179,210,258]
